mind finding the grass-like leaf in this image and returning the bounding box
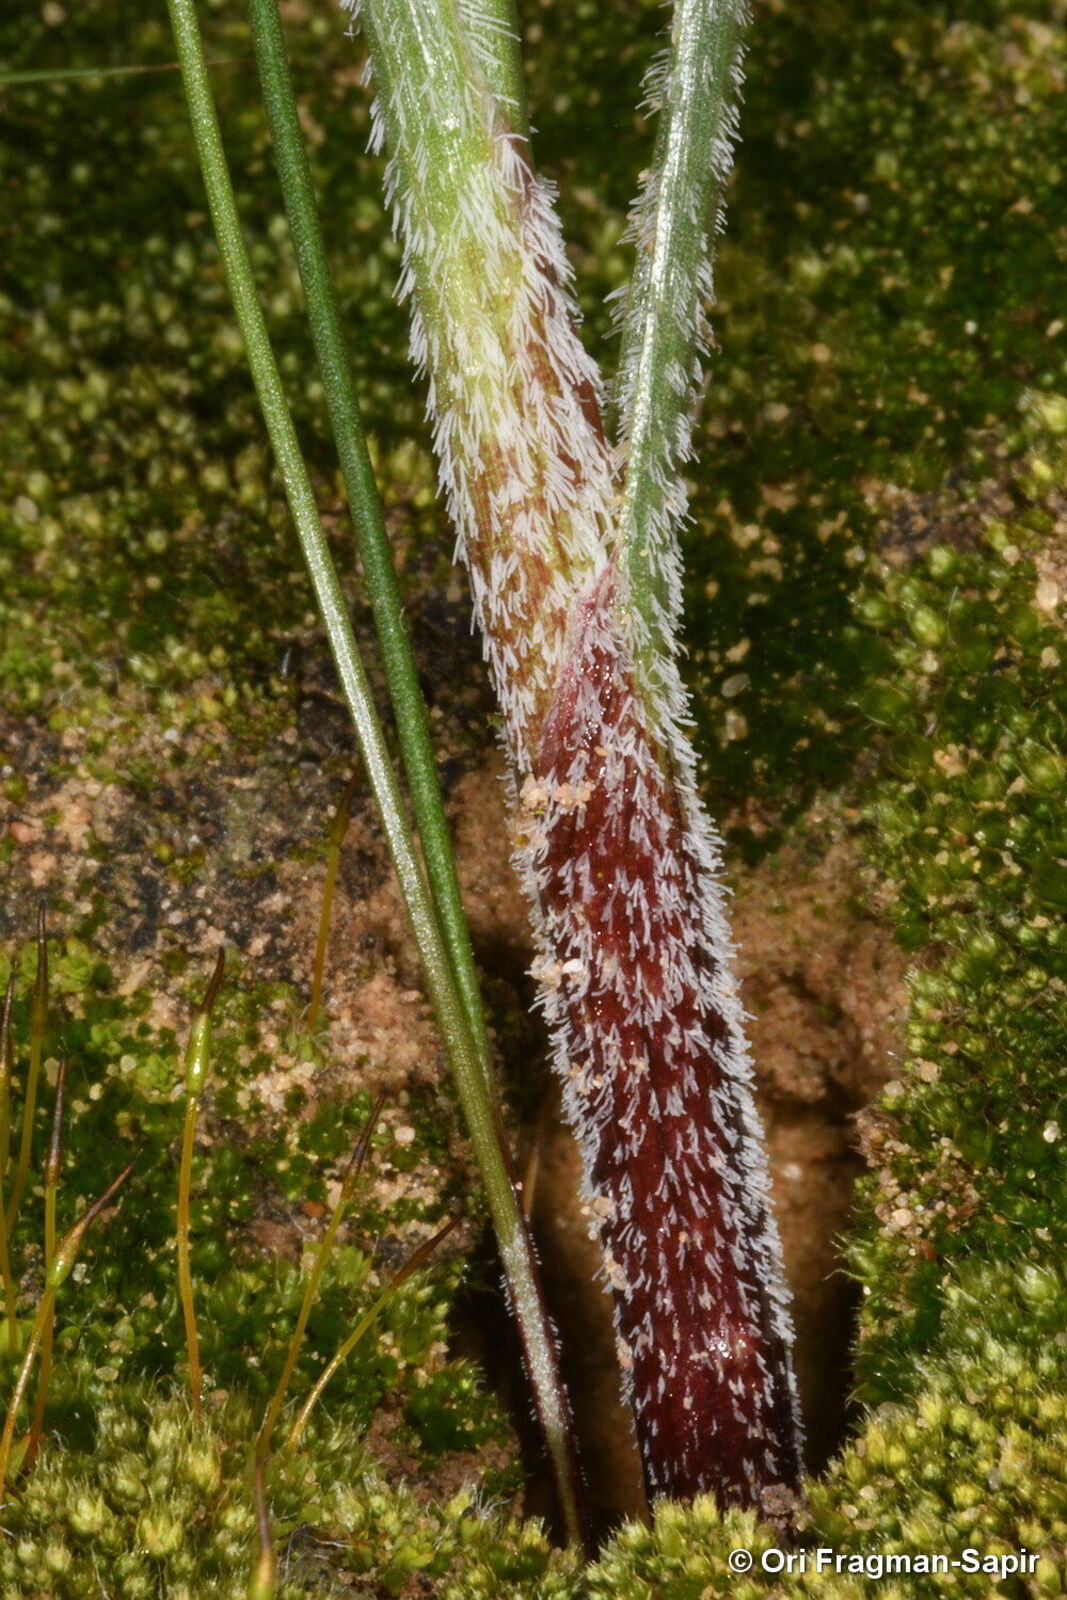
[166,0,585,1545]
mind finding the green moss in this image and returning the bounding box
[0,950,466,1395]
[846,453,1066,1401]
[807,1260,1067,1596]
[788,404,1067,1592]
[0,1383,524,1599]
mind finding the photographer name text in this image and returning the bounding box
[727,1546,1041,1580]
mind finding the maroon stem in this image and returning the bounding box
[521,570,802,1508]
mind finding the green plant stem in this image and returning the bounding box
[166,0,585,1547]
[0,57,242,87]
[176,951,224,1422]
[177,1089,204,1419]
[247,0,492,1086]
[26,1056,67,1462]
[41,1056,65,1272]
[449,0,529,134]
[612,0,748,650]
[308,774,357,1035]
[0,975,12,1196]
[0,1159,134,1510]
[0,1301,51,1508]
[285,1218,457,1455]
[0,978,17,1355]
[256,1093,384,1460]
[6,908,48,1235]
[247,1453,277,1600]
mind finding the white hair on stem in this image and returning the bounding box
[611,0,750,685]
[347,0,802,1507]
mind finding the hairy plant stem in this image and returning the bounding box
[165,0,585,1546]
[351,0,802,1508]
[612,0,749,675]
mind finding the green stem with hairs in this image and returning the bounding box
[446,0,529,135]
[611,0,749,651]
[165,0,585,1546]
